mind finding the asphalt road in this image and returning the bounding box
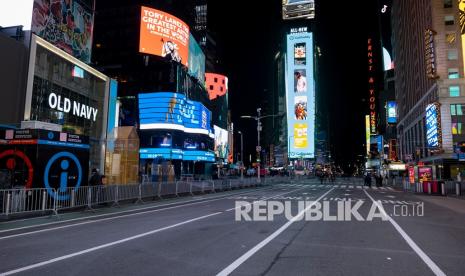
[1,178,465,276]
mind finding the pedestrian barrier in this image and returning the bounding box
[0,177,270,219]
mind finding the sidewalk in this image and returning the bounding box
[412,194,465,215]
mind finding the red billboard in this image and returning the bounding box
[139,6,190,66]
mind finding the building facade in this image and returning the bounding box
[393,0,465,179]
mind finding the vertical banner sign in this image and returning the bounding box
[425,103,442,148]
[286,29,315,159]
[425,29,438,79]
[365,115,370,155]
[368,38,377,134]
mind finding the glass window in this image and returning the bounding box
[448,49,458,60]
[446,32,456,44]
[448,68,460,79]
[209,85,214,90]
[444,0,453,8]
[214,78,218,83]
[450,104,465,144]
[445,15,455,25]
[450,86,461,97]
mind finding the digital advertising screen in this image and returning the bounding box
[205,73,228,100]
[139,6,190,66]
[426,103,441,148]
[282,0,315,20]
[188,34,206,84]
[213,125,229,159]
[31,0,95,63]
[139,148,214,162]
[286,30,315,159]
[387,101,397,124]
[138,92,212,135]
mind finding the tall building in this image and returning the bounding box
[392,0,465,179]
[92,1,228,180]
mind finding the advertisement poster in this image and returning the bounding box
[31,0,94,63]
[286,30,314,158]
[418,167,432,183]
[213,125,229,159]
[139,6,189,66]
[408,166,415,184]
[426,103,441,148]
[282,0,315,20]
[293,123,308,149]
[387,101,397,124]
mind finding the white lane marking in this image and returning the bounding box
[0,188,275,240]
[225,187,310,212]
[0,212,222,276]
[217,188,335,276]
[363,190,446,276]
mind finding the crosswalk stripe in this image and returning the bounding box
[356,186,362,189]
[387,187,394,190]
[349,185,354,189]
[380,187,386,190]
[371,187,378,190]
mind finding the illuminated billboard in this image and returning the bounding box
[214,125,229,159]
[139,6,189,66]
[139,148,215,162]
[205,73,228,100]
[282,0,315,20]
[426,103,442,148]
[138,92,212,135]
[286,30,315,159]
[387,101,397,124]
[188,34,206,84]
[31,0,95,63]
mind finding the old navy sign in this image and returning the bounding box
[48,93,98,122]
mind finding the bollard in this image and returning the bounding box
[441,182,446,196]
[456,182,461,196]
[71,189,75,207]
[428,182,432,195]
[88,187,92,209]
[5,193,11,216]
[189,182,193,196]
[175,182,178,197]
[42,191,47,210]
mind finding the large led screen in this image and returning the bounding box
[138,92,211,135]
[214,125,229,159]
[31,0,95,63]
[387,101,397,124]
[286,31,315,159]
[282,0,315,20]
[139,6,189,66]
[426,103,441,148]
[188,34,206,84]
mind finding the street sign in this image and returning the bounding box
[256,146,261,152]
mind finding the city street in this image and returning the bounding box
[1,179,464,275]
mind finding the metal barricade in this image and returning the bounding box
[1,188,55,216]
[159,182,177,197]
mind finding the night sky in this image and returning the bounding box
[209,0,371,170]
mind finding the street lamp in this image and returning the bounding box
[238,131,244,180]
[241,108,283,182]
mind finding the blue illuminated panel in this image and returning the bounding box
[286,31,315,159]
[138,92,212,135]
[139,148,215,162]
